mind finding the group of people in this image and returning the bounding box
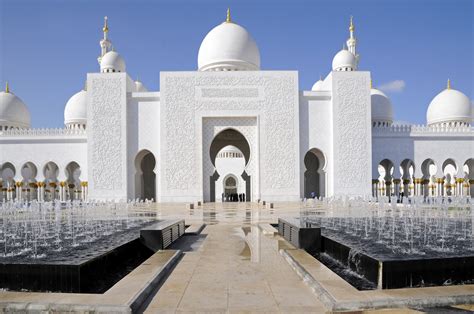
[222,193,246,202]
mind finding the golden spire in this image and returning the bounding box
[5,81,9,93]
[103,16,109,33]
[226,8,231,23]
[370,79,373,89]
[447,78,451,90]
[349,16,354,32]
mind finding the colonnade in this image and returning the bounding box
[0,161,87,203]
[373,158,473,199]
[0,180,88,203]
[372,178,472,198]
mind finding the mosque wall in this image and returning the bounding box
[159,71,300,203]
[331,71,372,197]
[372,128,473,179]
[0,138,87,182]
[372,135,414,179]
[412,136,473,177]
[86,73,129,200]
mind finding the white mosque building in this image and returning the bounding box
[0,12,473,203]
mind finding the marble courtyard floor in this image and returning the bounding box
[141,202,326,312]
[0,201,472,313]
[140,202,473,313]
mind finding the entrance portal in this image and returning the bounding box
[209,129,251,202]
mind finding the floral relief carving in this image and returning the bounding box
[334,76,370,191]
[162,72,299,192]
[89,77,124,191]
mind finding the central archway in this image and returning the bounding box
[209,129,251,202]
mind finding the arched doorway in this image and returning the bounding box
[463,159,474,197]
[1,163,16,200]
[209,129,251,202]
[43,161,59,201]
[442,158,457,196]
[378,159,394,197]
[215,146,246,202]
[421,159,437,197]
[65,162,81,200]
[134,150,156,201]
[21,162,38,201]
[223,174,239,202]
[303,148,326,198]
[400,159,415,196]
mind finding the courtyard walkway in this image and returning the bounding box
[143,202,327,312]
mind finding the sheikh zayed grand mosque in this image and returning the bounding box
[0,11,473,203]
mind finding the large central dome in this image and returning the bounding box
[198,10,260,71]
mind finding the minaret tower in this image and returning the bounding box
[346,16,359,69]
[97,16,112,65]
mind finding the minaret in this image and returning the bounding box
[97,16,112,65]
[346,16,359,69]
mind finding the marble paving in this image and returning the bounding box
[142,202,473,313]
[0,201,472,313]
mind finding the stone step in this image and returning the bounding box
[258,223,278,235]
[185,224,205,235]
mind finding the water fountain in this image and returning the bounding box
[294,196,474,289]
[0,199,158,292]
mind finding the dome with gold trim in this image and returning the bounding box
[198,9,260,71]
[0,83,31,130]
[427,80,471,126]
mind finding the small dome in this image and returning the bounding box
[217,145,243,158]
[135,80,148,92]
[100,51,126,73]
[0,89,31,129]
[371,88,393,125]
[332,48,356,71]
[64,90,87,127]
[427,86,471,126]
[311,79,324,91]
[198,16,260,71]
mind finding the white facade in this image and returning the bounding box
[0,14,472,203]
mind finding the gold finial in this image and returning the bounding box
[5,82,9,93]
[447,78,451,90]
[370,79,373,89]
[349,16,354,32]
[103,16,109,33]
[226,8,231,23]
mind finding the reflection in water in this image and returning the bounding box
[203,208,217,224]
[245,209,251,225]
[239,241,251,260]
[237,225,261,263]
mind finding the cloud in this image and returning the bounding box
[377,80,406,93]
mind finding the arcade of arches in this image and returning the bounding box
[374,158,474,198]
[2,154,472,203]
[0,161,87,202]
